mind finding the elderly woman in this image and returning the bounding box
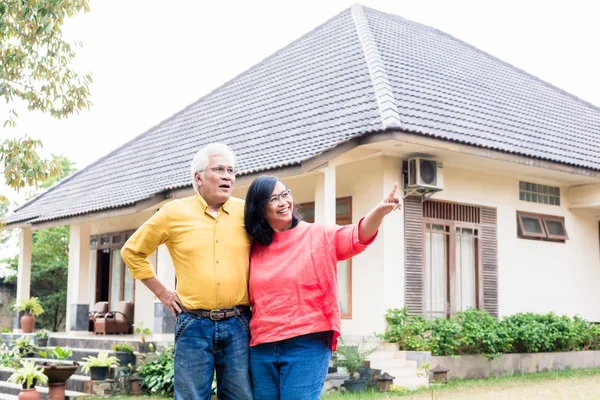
[244,175,401,400]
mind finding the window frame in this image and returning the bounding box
[516,212,547,239]
[422,219,482,319]
[541,215,569,241]
[516,211,568,242]
[300,197,353,319]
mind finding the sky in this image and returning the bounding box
[0,0,599,263]
[3,0,600,175]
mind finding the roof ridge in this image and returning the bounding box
[362,6,600,116]
[351,3,401,129]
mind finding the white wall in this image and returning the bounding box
[436,165,600,322]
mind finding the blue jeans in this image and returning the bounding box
[250,331,333,400]
[174,309,253,400]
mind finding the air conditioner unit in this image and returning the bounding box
[407,158,444,191]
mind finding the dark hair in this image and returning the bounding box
[244,175,302,245]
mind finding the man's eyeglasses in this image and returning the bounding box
[268,189,292,205]
[200,166,236,176]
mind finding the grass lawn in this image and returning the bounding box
[323,368,600,399]
[89,368,600,399]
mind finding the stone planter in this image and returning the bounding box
[431,350,600,380]
[42,363,79,383]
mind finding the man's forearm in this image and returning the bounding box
[141,276,168,298]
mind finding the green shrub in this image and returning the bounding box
[379,308,600,359]
[377,308,430,351]
[112,343,135,353]
[137,346,174,396]
[453,308,511,359]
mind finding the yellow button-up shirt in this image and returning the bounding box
[121,194,251,310]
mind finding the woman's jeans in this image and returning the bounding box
[174,309,253,400]
[250,331,333,400]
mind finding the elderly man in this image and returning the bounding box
[121,143,252,400]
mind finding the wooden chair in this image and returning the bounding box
[88,301,109,332]
[94,301,133,335]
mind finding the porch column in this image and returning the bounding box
[14,227,32,331]
[66,223,91,331]
[381,157,405,311]
[315,164,336,224]
[153,244,176,334]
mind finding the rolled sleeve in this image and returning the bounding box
[121,208,170,280]
[332,217,378,260]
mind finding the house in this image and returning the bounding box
[6,4,600,337]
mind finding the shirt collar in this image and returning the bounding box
[195,193,231,215]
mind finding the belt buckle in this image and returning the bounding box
[209,309,224,321]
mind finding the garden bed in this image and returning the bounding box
[432,350,600,379]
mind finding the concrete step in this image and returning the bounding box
[376,366,422,379]
[0,394,17,400]
[368,349,407,361]
[368,358,407,370]
[0,366,91,394]
[0,381,89,399]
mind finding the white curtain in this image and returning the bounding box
[454,228,476,313]
[110,250,123,310]
[425,226,446,318]
[337,260,349,315]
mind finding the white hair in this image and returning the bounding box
[190,143,236,191]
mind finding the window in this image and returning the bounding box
[300,197,352,319]
[519,181,560,206]
[422,200,482,319]
[517,211,568,241]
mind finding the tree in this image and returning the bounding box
[0,0,91,194]
[3,157,76,331]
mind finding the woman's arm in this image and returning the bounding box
[359,182,402,243]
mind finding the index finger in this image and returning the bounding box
[388,182,398,197]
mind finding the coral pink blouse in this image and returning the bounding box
[249,219,377,350]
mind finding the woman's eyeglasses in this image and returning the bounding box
[267,189,292,205]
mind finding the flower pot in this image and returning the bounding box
[138,342,156,353]
[19,349,35,358]
[114,351,135,367]
[18,388,40,400]
[89,366,109,381]
[47,383,66,400]
[21,314,35,334]
[42,363,79,383]
[36,338,49,348]
[343,378,367,393]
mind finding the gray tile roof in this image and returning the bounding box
[8,4,600,226]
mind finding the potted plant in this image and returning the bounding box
[135,321,155,353]
[333,344,376,393]
[7,359,48,400]
[39,346,79,400]
[112,343,136,367]
[0,342,21,369]
[35,329,50,348]
[13,297,44,334]
[82,351,119,381]
[13,336,36,358]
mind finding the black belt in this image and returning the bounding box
[185,306,249,321]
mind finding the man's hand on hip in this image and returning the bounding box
[158,289,183,318]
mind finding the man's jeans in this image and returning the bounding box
[250,331,332,400]
[174,309,253,400]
